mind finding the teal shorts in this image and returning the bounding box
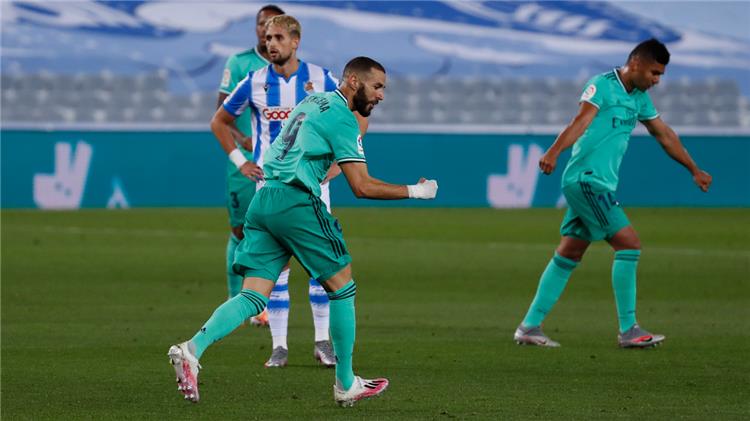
[233,181,352,282]
[560,176,631,242]
[225,161,256,228]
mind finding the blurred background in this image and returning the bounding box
[2,0,749,209]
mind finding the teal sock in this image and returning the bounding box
[226,234,243,298]
[327,280,357,390]
[522,253,578,328]
[190,289,268,359]
[612,250,640,333]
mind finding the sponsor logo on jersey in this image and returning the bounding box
[581,84,596,101]
[612,113,637,129]
[305,81,314,93]
[262,107,293,121]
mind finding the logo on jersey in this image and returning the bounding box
[305,81,314,93]
[263,83,269,92]
[581,84,597,101]
[262,107,293,121]
[221,69,230,88]
[612,111,637,129]
[356,135,364,155]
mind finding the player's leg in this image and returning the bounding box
[309,278,335,366]
[607,225,641,334]
[169,273,275,403]
[189,276,275,361]
[225,171,267,322]
[319,265,387,407]
[310,181,334,366]
[168,194,289,403]
[607,224,665,347]
[275,188,387,406]
[576,180,664,347]
[225,175,248,300]
[265,262,291,367]
[515,234,588,347]
[226,225,244,298]
[516,181,606,347]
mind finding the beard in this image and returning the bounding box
[352,85,373,117]
[270,51,291,66]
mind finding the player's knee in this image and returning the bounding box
[556,242,587,261]
[320,265,352,292]
[609,228,641,251]
[231,225,244,240]
[556,247,585,262]
[627,237,642,250]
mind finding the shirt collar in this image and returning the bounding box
[334,89,348,106]
[269,60,304,81]
[613,67,630,93]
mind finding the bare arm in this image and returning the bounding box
[216,92,253,152]
[339,162,437,200]
[641,117,712,192]
[339,162,408,199]
[539,101,599,174]
[210,107,263,180]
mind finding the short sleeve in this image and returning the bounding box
[579,77,607,109]
[222,74,252,116]
[330,116,366,164]
[638,92,659,121]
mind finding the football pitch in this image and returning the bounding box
[2,208,748,419]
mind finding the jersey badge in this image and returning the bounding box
[356,135,364,155]
[581,84,597,101]
[221,69,230,88]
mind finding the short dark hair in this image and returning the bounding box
[256,5,284,21]
[628,38,670,65]
[342,56,386,79]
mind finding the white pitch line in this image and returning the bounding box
[6,225,748,259]
[4,225,221,239]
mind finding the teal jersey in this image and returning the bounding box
[263,90,365,197]
[219,47,269,149]
[562,68,659,190]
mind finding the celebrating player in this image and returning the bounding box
[514,39,712,348]
[168,56,437,406]
[218,13,368,368]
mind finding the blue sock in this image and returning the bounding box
[612,250,641,333]
[522,253,578,328]
[327,281,356,390]
[226,234,242,298]
[190,289,268,359]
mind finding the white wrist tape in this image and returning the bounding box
[407,180,438,199]
[229,149,248,169]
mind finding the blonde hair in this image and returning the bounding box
[265,14,301,39]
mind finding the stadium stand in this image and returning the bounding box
[1,72,747,127]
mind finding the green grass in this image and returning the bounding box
[2,208,749,420]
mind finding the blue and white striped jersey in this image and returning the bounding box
[222,60,339,166]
